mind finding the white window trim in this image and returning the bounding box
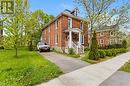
[68,17,72,28]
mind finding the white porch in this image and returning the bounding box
[64,28,84,53]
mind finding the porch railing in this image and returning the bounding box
[65,41,84,54]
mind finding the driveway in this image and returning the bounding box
[40,52,89,73]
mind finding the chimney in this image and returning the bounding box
[71,8,79,16]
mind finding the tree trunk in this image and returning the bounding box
[89,23,93,48]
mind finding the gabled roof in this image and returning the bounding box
[88,24,119,34]
[42,9,84,31]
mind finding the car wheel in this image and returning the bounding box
[39,50,42,52]
[48,49,50,52]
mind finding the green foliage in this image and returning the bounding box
[89,51,100,60]
[68,48,75,55]
[104,48,127,57]
[98,50,106,58]
[0,50,62,86]
[122,40,127,49]
[120,61,130,73]
[89,30,99,60]
[84,48,90,52]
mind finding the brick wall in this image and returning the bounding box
[42,14,88,49]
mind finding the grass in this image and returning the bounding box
[120,61,130,73]
[0,49,62,86]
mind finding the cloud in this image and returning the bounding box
[60,3,74,10]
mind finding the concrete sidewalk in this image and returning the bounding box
[38,52,130,86]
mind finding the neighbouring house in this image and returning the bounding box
[42,9,88,53]
[0,30,2,36]
[0,29,3,47]
[88,24,126,47]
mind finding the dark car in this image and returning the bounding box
[37,42,50,52]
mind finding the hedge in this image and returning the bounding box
[88,48,127,60]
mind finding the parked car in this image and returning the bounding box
[37,42,50,52]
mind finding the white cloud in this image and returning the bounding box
[60,3,74,10]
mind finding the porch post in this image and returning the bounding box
[69,31,72,48]
[78,32,81,48]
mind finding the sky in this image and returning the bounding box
[29,0,79,16]
[29,0,130,31]
[29,0,130,17]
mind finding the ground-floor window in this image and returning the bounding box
[55,31,58,45]
[81,35,84,44]
[100,39,104,44]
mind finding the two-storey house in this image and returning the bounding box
[42,9,88,53]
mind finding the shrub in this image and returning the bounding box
[111,49,117,56]
[122,40,127,49]
[68,48,75,55]
[104,50,112,56]
[98,50,106,58]
[89,51,100,60]
[84,48,90,52]
[107,44,123,49]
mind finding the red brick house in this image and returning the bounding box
[42,9,88,53]
[88,24,125,47]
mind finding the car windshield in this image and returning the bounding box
[38,42,47,45]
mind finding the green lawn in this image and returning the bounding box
[120,61,130,73]
[0,50,62,86]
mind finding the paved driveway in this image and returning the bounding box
[40,52,89,73]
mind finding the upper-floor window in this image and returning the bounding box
[80,22,83,30]
[68,17,72,28]
[55,20,58,29]
[110,31,115,36]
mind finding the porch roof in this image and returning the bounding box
[64,28,82,33]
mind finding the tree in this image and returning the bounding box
[75,0,130,46]
[89,30,99,60]
[122,40,127,49]
[3,0,29,57]
[24,9,54,51]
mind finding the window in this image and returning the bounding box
[48,35,50,45]
[68,17,72,28]
[55,31,58,45]
[55,20,58,29]
[80,22,83,30]
[100,39,104,44]
[81,35,84,44]
[48,27,50,32]
[110,31,114,36]
[100,32,104,36]
[44,30,46,40]
[110,39,115,44]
